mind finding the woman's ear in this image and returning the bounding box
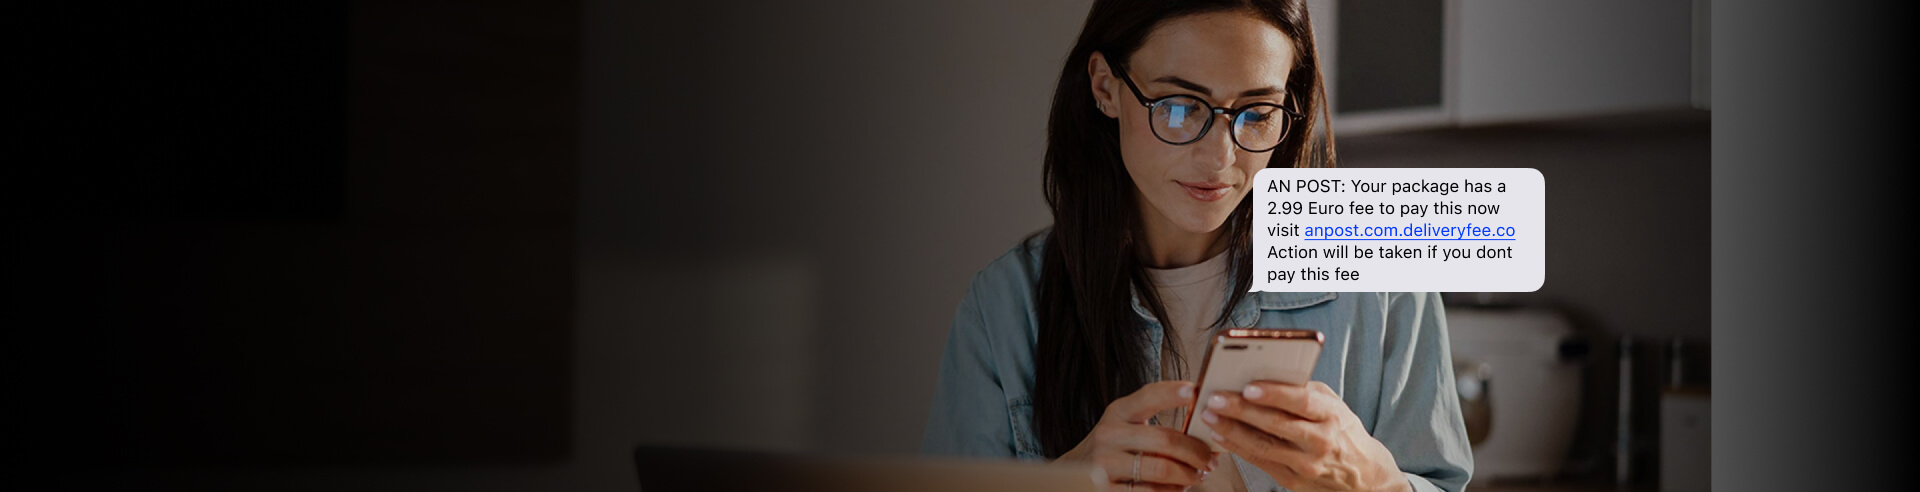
[1087,51,1120,119]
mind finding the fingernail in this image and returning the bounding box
[1179,383,1195,399]
[1208,395,1227,409]
[1243,384,1264,399]
[1201,409,1218,425]
[1211,430,1227,442]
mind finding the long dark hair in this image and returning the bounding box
[1033,0,1334,458]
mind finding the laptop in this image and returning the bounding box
[633,445,1102,492]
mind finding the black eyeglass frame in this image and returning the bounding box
[1111,63,1304,153]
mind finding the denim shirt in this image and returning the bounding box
[921,233,1473,492]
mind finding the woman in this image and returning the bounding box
[922,1,1471,491]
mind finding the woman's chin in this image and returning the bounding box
[1145,193,1242,236]
[1170,213,1235,236]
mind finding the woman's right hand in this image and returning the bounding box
[1057,380,1220,491]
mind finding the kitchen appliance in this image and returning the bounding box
[1446,306,1585,481]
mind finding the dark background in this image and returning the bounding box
[10,0,576,471]
[5,1,1911,491]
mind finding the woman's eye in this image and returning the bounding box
[1237,110,1272,128]
[1165,101,1205,128]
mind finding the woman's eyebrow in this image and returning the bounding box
[1150,75,1281,98]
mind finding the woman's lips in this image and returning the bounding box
[1178,181,1232,202]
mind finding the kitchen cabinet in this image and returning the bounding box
[1321,0,1705,135]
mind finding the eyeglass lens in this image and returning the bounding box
[1147,96,1287,152]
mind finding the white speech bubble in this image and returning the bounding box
[1251,168,1544,292]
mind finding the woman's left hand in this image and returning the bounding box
[1199,381,1411,492]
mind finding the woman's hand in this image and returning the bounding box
[1057,380,1221,492]
[1198,381,1410,492]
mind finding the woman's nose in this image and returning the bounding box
[1193,115,1238,170]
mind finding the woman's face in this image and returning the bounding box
[1091,12,1296,237]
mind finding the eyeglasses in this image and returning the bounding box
[1111,63,1302,153]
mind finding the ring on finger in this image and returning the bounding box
[1132,451,1141,483]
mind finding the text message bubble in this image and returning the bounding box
[1251,168,1544,292]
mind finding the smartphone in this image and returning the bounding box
[1182,328,1325,451]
